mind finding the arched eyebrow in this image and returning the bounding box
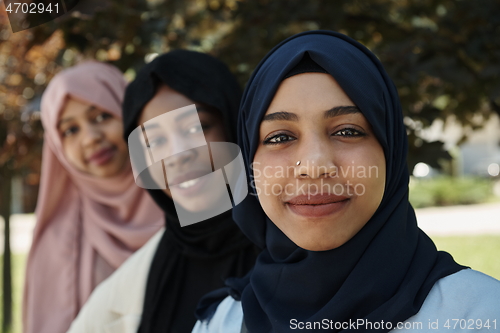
[262,111,298,122]
[57,105,97,129]
[323,106,360,119]
[262,105,361,122]
[142,105,214,131]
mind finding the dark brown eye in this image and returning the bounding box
[333,128,365,137]
[62,126,79,137]
[149,136,167,148]
[264,133,296,145]
[95,112,113,123]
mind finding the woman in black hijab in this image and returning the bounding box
[193,31,500,332]
[121,50,260,333]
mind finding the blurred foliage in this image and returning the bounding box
[409,176,494,208]
[1,0,500,187]
[0,11,60,200]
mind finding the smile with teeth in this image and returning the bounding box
[177,178,200,189]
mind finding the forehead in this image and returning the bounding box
[139,85,195,124]
[59,97,93,120]
[267,73,355,114]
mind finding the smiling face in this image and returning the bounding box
[58,97,129,177]
[138,84,229,212]
[253,73,386,251]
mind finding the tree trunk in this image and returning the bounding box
[1,169,12,333]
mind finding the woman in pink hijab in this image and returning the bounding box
[22,61,164,333]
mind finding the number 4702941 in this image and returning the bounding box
[5,2,59,14]
[443,319,497,330]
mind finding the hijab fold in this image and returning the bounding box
[23,61,164,333]
[122,50,259,333]
[197,31,466,333]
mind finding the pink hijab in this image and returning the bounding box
[23,61,164,333]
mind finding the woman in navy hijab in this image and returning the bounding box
[193,31,500,333]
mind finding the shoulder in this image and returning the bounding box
[191,270,500,333]
[66,228,165,333]
[110,228,165,292]
[394,269,500,332]
[192,296,243,333]
[419,269,500,316]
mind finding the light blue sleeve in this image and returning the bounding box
[192,269,500,333]
[393,269,500,332]
[191,296,243,333]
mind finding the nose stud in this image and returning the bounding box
[296,160,301,166]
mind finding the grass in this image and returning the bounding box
[0,254,26,333]
[0,236,498,333]
[431,235,500,280]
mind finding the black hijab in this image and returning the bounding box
[197,31,466,332]
[122,50,260,333]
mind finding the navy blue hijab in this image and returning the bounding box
[197,31,466,332]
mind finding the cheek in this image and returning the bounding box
[347,144,386,209]
[104,122,129,159]
[363,145,386,188]
[253,150,289,214]
[253,151,278,189]
[62,139,84,168]
[338,143,385,177]
[105,121,125,145]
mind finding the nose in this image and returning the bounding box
[164,134,198,168]
[165,149,198,168]
[294,134,337,179]
[81,124,104,147]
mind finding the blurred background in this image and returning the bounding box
[0,0,500,332]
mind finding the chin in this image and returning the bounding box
[295,240,334,252]
[90,169,114,178]
[179,203,207,213]
[177,198,214,213]
[91,163,124,178]
[298,243,342,252]
[287,230,346,252]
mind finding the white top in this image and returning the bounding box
[192,269,500,333]
[66,228,165,333]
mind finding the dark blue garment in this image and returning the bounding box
[196,31,466,333]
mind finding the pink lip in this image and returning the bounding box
[286,194,350,218]
[87,147,116,166]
